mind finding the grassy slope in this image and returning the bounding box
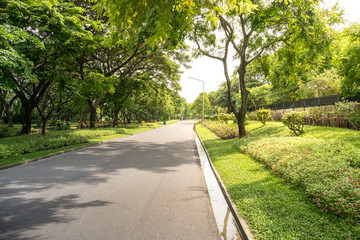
[0,121,178,168]
[197,121,360,239]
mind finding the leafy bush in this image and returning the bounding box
[282,111,308,135]
[218,113,232,124]
[54,121,70,130]
[204,120,238,139]
[247,111,257,121]
[239,136,360,221]
[0,126,20,138]
[256,108,272,126]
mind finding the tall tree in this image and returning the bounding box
[0,0,93,134]
[192,0,331,137]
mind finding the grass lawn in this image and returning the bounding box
[197,121,360,239]
[0,120,178,168]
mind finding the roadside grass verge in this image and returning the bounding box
[0,121,177,168]
[196,123,360,239]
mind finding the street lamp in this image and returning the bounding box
[188,77,205,127]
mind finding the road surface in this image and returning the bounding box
[0,121,219,240]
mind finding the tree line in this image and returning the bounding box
[1,0,359,138]
[0,0,196,135]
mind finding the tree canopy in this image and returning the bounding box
[0,0,358,137]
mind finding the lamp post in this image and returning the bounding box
[188,77,205,127]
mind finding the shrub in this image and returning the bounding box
[0,126,20,138]
[282,111,308,135]
[218,113,232,124]
[204,120,238,139]
[256,108,272,126]
[54,121,70,130]
[247,111,257,121]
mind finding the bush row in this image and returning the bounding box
[238,136,360,221]
[248,101,360,130]
[0,128,126,160]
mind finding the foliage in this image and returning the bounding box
[204,120,238,139]
[335,101,360,130]
[193,0,332,138]
[256,108,272,126]
[191,92,212,117]
[54,121,70,131]
[249,84,271,109]
[340,23,360,98]
[197,123,360,239]
[0,0,94,134]
[217,107,232,124]
[0,126,20,138]
[282,111,308,135]
[95,0,196,49]
[298,69,342,98]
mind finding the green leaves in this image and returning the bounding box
[256,108,272,126]
[95,0,197,48]
[340,23,360,98]
[282,111,308,136]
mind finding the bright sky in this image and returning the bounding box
[179,0,360,103]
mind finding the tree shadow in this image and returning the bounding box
[0,121,201,239]
[0,194,111,240]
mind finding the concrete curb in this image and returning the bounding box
[194,125,254,240]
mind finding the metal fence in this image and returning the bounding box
[257,94,343,110]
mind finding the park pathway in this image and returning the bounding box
[0,121,219,240]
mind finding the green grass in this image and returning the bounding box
[196,122,360,239]
[0,121,178,168]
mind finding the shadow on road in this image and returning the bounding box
[0,131,199,239]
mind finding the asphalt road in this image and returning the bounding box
[0,121,219,240]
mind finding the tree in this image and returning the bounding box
[191,92,211,118]
[340,23,360,98]
[193,0,332,137]
[298,69,341,98]
[0,0,93,134]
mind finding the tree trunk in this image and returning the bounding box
[21,103,33,134]
[237,62,249,138]
[87,98,102,129]
[113,108,120,127]
[89,104,97,129]
[0,91,5,123]
[41,118,47,136]
[5,103,13,127]
[37,114,42,128]
[122,112,127,127]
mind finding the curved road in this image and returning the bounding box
[0,121,219,240]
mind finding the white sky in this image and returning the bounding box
[179,0,360,103]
